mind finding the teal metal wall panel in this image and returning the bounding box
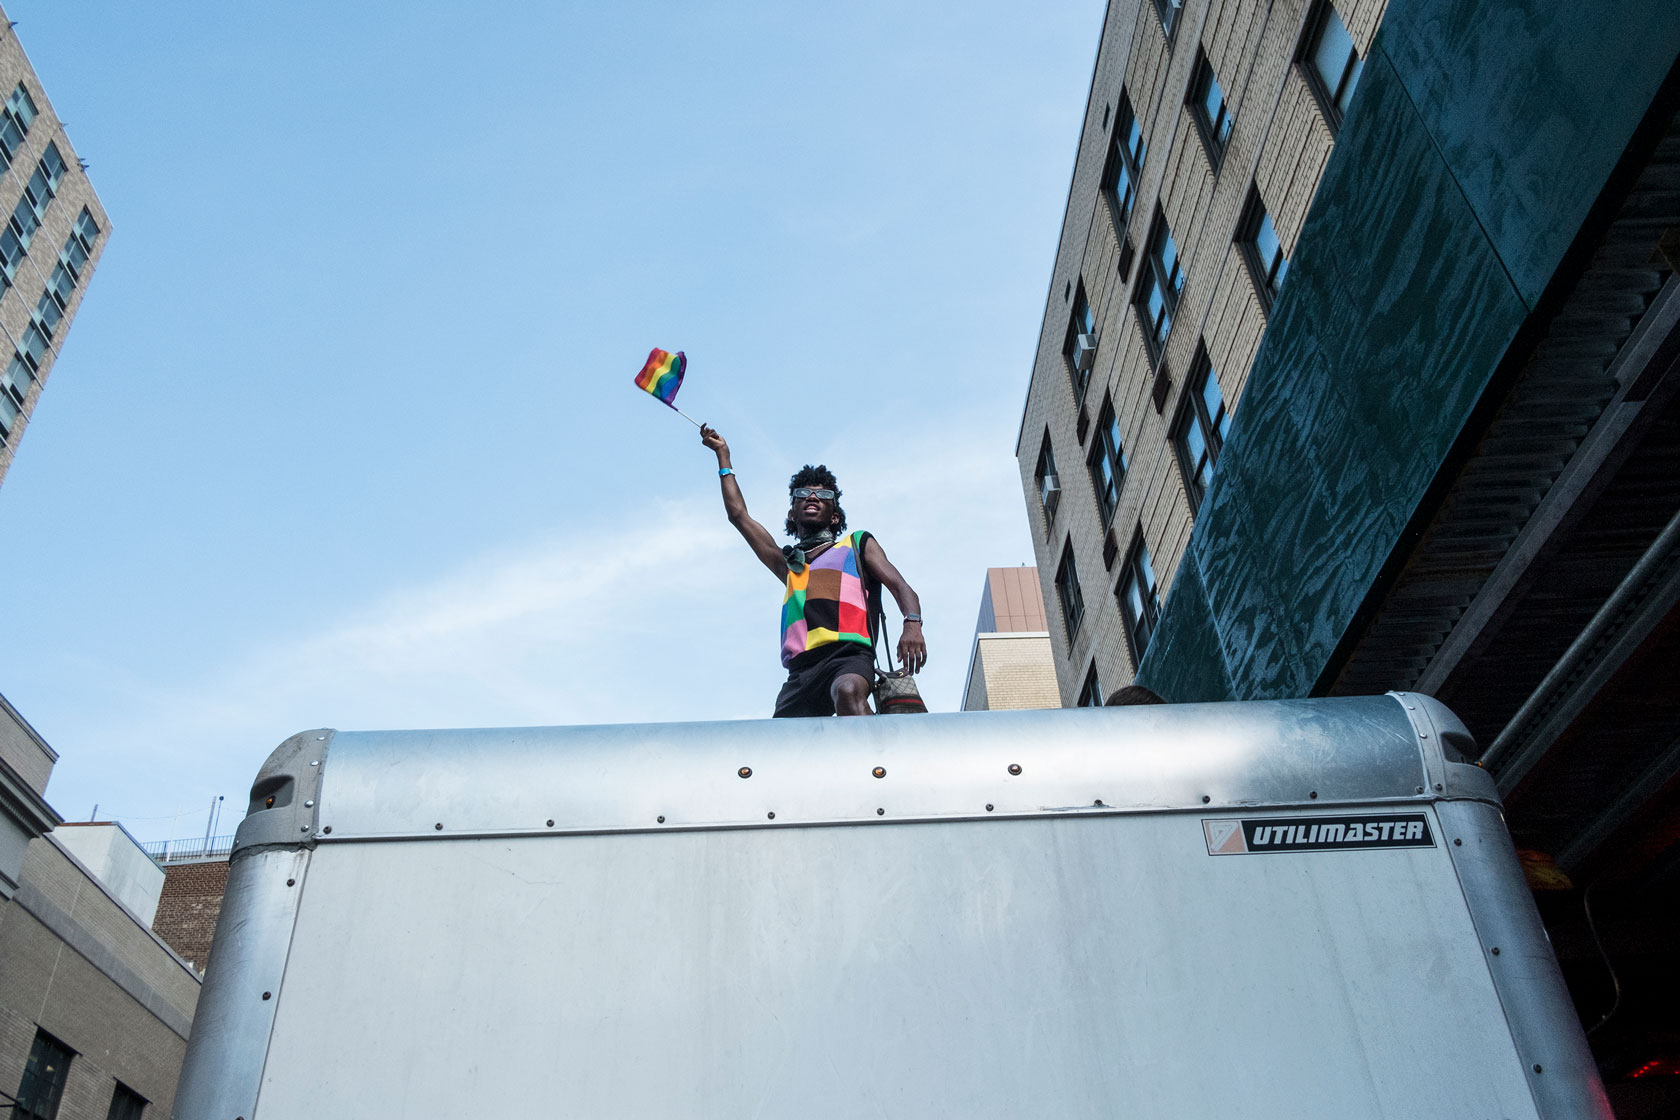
[1137,45,1529,702]
[1132,557,1232,703]
[1380,0,1680,308]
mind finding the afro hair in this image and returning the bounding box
[784,463,847,537]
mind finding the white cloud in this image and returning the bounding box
[43,423,1038,843]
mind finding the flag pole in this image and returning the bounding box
[670,404,703,429]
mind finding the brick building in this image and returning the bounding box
[1,697,201,1120]
[151,860,229,975]
[1018,0,1389,705]
[961,567,1060,711]
[1017,0,1680,1105]
[0,7,110,489]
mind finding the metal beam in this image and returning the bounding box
[1416,277,1680,694]
[1481,505,1680,793]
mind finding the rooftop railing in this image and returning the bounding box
[143,834,236,863]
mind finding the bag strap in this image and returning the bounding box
[854,531,894,677]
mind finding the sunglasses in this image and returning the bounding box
[791,487,836,501]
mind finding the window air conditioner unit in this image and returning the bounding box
[1073,333,1098,372]
[1042,473,1062,509]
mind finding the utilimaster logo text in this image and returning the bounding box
[1203,813,1435,855]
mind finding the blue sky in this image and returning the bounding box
[0,0,1103,842]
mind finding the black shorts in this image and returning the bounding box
[773,644,876,718]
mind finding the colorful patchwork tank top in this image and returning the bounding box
[781,530,872,666]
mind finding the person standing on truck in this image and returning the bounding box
[700,424,926,717]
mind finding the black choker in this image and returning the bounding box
[783,530,836,574]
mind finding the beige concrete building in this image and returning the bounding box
[961,567,1061,711]
[0,7,110,488]
[1,696,200,1120]
[0,692,56,903]
[1016,0,1383,703]
[52,824,165,928]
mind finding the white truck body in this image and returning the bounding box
[174,694,1610,1118]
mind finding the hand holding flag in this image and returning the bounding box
[633,347,701,428]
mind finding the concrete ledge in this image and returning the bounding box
[12,881,196,1040]
[0,691,57,798]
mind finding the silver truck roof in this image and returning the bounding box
[233,692,1485,852]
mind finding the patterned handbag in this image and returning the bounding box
[857,532,928,715]
[872,666,928,715]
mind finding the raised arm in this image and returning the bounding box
[701,425,788,580]
[859,536,927,673]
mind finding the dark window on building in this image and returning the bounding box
[1188,51,1234,169]
[22,144,65,227]
[57,209,100,292]
[1063,281,1097,401]
[0,82,37,170]
[48,259,74,309]
[106,1083,148,1120]
[20,321,49,371]
[1100,92,1146,231]
[1034,432,1061,527]
[10,192,38,249]
[43,142,66,190]
[0,226,23,284]
[1055,539,1086,642]
[2,208,101,442]
[14,1030,74,1120]
[0,353,30,440]
[32,291,62,342]
[1300,0,1364,131]
[1077,662,1103,707]
[1173,348,1231,511]
[1134,212,1184,362]
[3,145,68,288]
[75,209,101,252]
[1151,0,1180,41]
[1238,187,1289,311]
[1117,529,1161,664]
[1086,396,1128,526]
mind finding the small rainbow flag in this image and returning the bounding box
[634,347,686,408]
